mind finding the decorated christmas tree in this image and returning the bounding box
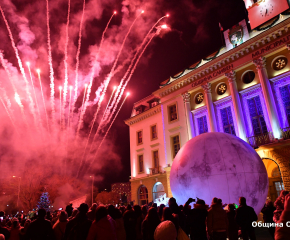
[37,192,50,211]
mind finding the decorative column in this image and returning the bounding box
[182,92,195,140]
[225,70,247,141]
[253,57,281,139]
[201,83,218,132]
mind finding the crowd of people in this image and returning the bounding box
[0,192,290,240]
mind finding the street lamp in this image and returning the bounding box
[90,176,94,206]
[13,176,21,207]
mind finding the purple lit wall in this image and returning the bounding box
[170,132,268,214]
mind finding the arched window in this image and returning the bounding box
[138,185,148,205]
[152,182,165,202]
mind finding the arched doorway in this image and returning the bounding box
[263,158,284,201]
[152,182,165,204]
[138,185,148,205]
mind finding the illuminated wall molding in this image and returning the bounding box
[214,96,238,135]
[270,71,290,128]
[240,84,272,137]
[125,106,161,126]
[191,106,210,136]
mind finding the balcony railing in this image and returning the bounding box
[281,127,290,140]
[149,167,161,175]
[247,132,275,148]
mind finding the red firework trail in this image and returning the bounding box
[103,16,167,125]
[76,86,116,177]
[0,5,38,130]
[27,63,41,124]
[46,0,56,125]
[73,0,86,110]
[85,94,129,173]
[37,69,50,131]
[75,11,117,139]
[0,51,18,95]
[62,0,71,128]
[109,31,159,122]
[80,11,144,146]
[0,96,18,134]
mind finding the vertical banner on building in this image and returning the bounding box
[223,19,250,51]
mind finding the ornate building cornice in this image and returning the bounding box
[253,56,266,70]
[182,92,191,103]
[225,70,236,83]
[154,17,290,99]
[201,82,212,94]
[124,105,161,126]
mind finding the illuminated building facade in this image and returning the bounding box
[125,2,290,205]
[111,182,131,203]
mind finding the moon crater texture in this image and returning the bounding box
[170,132,268,213]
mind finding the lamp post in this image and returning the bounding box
[13,176,21,207]
[90,176,94,206]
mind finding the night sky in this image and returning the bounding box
[106,0,248,190]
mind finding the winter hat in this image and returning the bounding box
[0,234,4,240]
[154,221,177,240]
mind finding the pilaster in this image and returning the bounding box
[253,57,281,139]
[201,83,218,132]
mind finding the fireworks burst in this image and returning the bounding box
[0,0,169,179]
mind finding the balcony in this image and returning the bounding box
[281,127,290,140]
[149,167,161,175]
[247,132,275,148]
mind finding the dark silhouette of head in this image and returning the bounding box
[146,207,159,223]
[239,197,247,206]
[95,206,107,222]
[228,204,236,212]
[134,205,142,217]
[162,207,173,222]
[78,203,89,214]
[38,208,46,219]
[196,199,205,205]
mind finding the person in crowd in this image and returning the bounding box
[63,203,92,240]
[20,219,31,240]
[235,197,257,240]
[157,204,164,221]
[273,190,289,223]
[141,206,148,219]
[46,212,52,222]
[261,200,276,239]
[161,207,179,233]
[207,198,228,240]
[134,205,143,240]
[184,198,208,240]
[0,218,10,240]
[52,211,68,240]
[108,206,126,240]
[154,221,177,240]
[65,204,73,218]
[168,197,186,231]
[86,205,117,240]
[141,207,160,240]
[123,205,137,240]
[226,204,238,240]
[0,234,5,240]
[68,209,78,221]
[86,204,97,222]
[25,208,55,240]
[9,219,22,240]
[275,193,290,240]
